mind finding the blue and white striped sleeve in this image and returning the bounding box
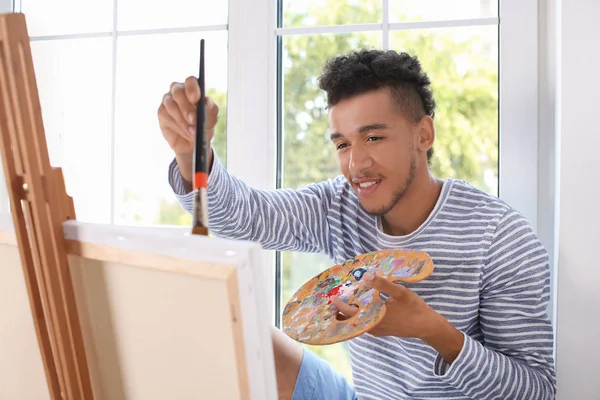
[168,154,337,255]
[432,209,557,399]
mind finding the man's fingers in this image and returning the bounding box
[162,92,194,141]
[206,96,219,118]
[184,76,201,105]
[171,82,196,126]
[363,272,406,299]
[330,296,359,319]
[158,109,192,146]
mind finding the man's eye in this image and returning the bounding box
[336,143,348,150]
[367,136,382,142]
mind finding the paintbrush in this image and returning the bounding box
[191,39,209,236]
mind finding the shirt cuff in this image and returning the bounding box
[168,148,226,198]
[168,158,191,196]
[432,331,473,383]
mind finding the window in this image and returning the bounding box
[276,0,506,382]
[1,0,542,383]
[13,0,228,226]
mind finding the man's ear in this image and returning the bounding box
[415,115,435,156]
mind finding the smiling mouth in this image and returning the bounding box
[352,179,381,196]
[357,181,378,189]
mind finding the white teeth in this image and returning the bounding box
[359,182,377,188]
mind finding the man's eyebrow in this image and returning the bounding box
[330,124,389,141]
[358,123,388,133]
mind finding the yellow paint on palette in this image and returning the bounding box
[282,249,434,345]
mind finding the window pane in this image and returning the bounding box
[280,32,382,383]
[282,0,381,27]
[117,0,228,31]
[390,0,498,22]
[391,26,499,195]
[20,0,113,36]
[30,38,113,223]
[113,32,228,226]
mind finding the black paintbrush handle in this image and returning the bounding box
[192,39,209,236]
[194,39,208,188]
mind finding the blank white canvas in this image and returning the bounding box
[0,214,277,400]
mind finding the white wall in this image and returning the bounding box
[555,0,600,398]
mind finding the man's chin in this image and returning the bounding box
[359,201,391,217]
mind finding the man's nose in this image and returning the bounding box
[349,145,374,173]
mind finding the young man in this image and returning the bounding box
[158,50,556,399]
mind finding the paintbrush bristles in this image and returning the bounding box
[192,225,209,236]
[191,188,209,236]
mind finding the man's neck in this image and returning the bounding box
[380,171,444,237]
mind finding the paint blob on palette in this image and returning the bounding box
[282,249,434,345]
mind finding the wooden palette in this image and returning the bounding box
[282,249,434,345]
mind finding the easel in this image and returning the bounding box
[0,13,94,400]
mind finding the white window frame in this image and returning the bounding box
[537,0,559,341]
[226,0,278,323]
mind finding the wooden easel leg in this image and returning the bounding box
[0,13,94,400]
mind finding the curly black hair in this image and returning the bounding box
[317,49,436,161]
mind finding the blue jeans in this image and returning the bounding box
[292,348,357,400]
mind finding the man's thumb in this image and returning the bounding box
[363,272,405,298]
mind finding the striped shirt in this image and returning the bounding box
[169,155,556,399]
